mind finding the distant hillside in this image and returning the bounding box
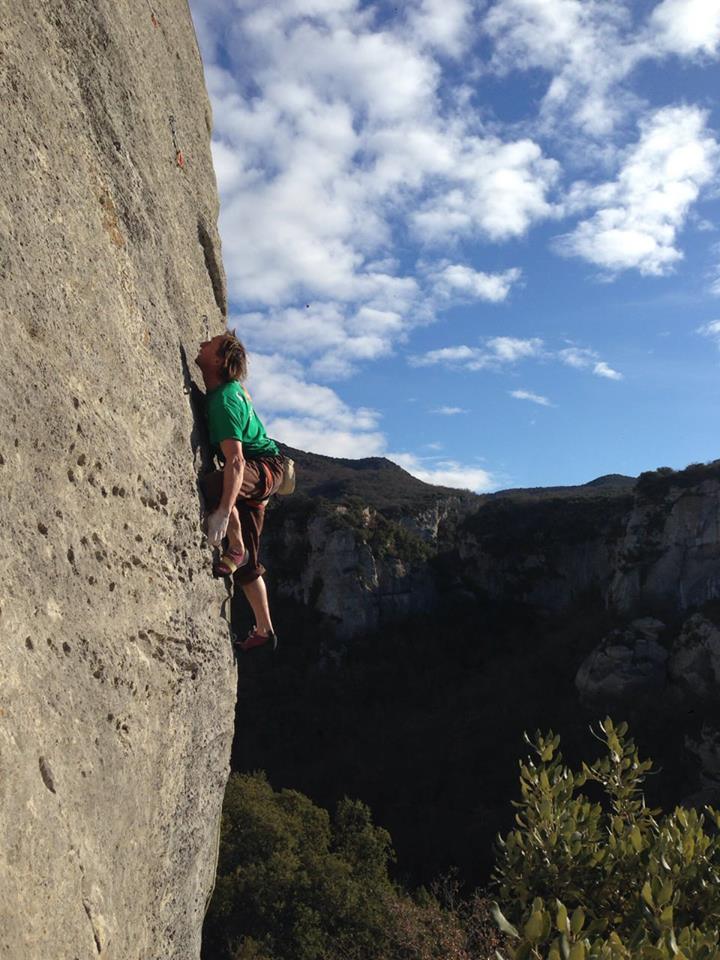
[488,473,636,503]
[281,445,636,509]
[280,445,478,512]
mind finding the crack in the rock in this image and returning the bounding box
[83,899,102,955]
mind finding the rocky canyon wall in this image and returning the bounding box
[265,466,720,638]
[0,2,235,958]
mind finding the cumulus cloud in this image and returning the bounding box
[411,138,560,243]
[414,337,622,381]
[510,389,552,406]
[190,0,559,385]
[484,0,720,136]
[389,452,496,492]
[593,361,623,380]
[407,0,474,56]
[556,106,720,275]
[428,263,522,303]
[189,0,712,466]
[412,337,544,370]
[246,353,385,456]
[558,346,623,379]
[484,0,636,136]
[648,0,720,58]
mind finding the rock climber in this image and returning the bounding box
[195,332,284,652]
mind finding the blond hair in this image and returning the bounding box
[218,334,248,382]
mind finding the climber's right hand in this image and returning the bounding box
[207,509,230,548]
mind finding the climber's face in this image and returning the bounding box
[195,334,225,372]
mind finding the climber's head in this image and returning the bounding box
[195,333,247,383]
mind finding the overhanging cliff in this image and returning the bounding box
[0,2,235,957]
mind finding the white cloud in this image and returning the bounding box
[389,452,496,492]
[431,406,468,415]
[510,389,552,406]
[697,319,720,340]
[557,106,720,275]
[246,353,385,456]
[243,352,495,482]
[484,0,638,136]
[558,345,623,379]
[429,263,522,303]
[411,138,559,243]
[558,346,596,369]
[487,336,543,362]
[414,337,623,382]
[191,0,559,382]
[412,336,544,370]
[407,0,474,56]
[648,0,720,58]
[484,0,720,137]
[593,361,623,380]
[233,301,408,379]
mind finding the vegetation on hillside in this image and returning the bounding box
[635,460,720,503]
[205,723,720,960]
[202,772,505,960]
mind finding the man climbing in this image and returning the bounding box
[195,332,285,652]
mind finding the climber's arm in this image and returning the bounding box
[206,438,246,547]
[218,438,246,513]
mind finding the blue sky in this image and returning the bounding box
[189,0,720,491]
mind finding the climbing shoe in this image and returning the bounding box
[213,548,249,578]
[237,627,278,654]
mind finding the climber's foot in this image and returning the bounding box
[238,627,278,653]
[213,547,249,578]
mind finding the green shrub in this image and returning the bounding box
[492,720,720,959]
[203,773,395,960]
[203,773,512,960]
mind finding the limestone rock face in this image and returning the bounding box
[609,480,720,612]
[575,618,668,701]
[668,614,720,700]
[0,3,235,958]
[266,503,438,639]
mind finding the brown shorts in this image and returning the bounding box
[201,455,284,585]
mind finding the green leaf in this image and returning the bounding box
[556,900,569,935]
[657,881,674,907]
[491,902,520,939]
[570,907,585,936]
[642,881,654,908]
[524,908,547,943]
[568,943,586,960]
[630,825,643,852]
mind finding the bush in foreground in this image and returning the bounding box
[492,719,720,959]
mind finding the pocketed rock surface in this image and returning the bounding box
[0,2,235,958]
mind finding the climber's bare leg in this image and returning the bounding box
[241,577,274,635]
[226,505,245,555]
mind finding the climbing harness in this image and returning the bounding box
[168,114,185,169]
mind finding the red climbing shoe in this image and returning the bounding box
[238,627,278,653]
[213,547,249,578]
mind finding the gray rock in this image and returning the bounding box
[668,614,720,699]
[686,725,720,790]
[0,2,235,958]
[609,480,720,612]
[575,618,668,700]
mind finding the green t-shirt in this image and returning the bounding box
[205,380,279,459]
